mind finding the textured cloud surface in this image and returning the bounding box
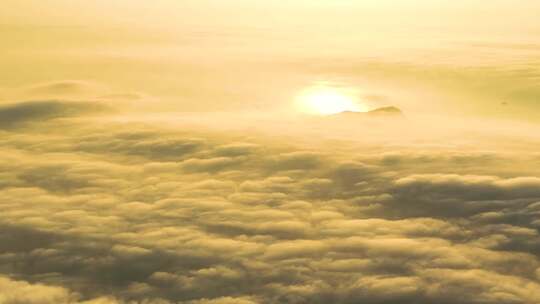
[1,97,540,304]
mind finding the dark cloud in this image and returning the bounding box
[0,100,107,129]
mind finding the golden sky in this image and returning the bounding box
[1,2,540,304]
[2,1,540,118]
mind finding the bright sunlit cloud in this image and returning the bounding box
[296,85,367,115]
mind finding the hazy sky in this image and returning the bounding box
[2,1,540,119]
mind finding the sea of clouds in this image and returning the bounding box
[1,83,540,304]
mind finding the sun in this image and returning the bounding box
[296,86,366,115]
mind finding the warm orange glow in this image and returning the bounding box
[2,2,540,303]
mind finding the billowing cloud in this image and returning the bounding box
[0,95,539,304]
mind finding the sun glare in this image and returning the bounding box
[297,86,366,115]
